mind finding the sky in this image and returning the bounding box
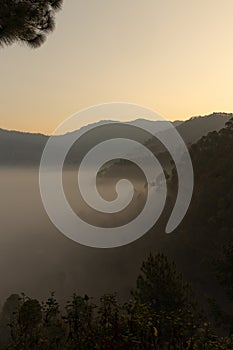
[1,0,233,134]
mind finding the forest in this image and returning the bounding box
[0,119,233,349]
[0,250,231,350]
[1,1,233,349]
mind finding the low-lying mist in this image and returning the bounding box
[0,166,166,305]
[0,164,227,313]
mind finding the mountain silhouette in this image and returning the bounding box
[0,112,231,166]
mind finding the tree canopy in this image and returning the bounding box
[0,254,232,349]
[132,253,194,313]
[0,0,63,48]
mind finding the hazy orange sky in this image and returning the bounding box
[1,0,233,134]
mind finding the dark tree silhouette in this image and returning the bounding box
[132,253,194,313]
[0,0,63,48]
[216,244,233,302]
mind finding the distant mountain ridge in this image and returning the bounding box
[175,112,232,145]
[0,112,232,166]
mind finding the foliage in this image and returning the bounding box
[1,120,233,348]
[0,294,20,347]
[0,0,63,48]
[186,118,233,244]
[178,119,233,337]
[0,253,232,349]
[208,243,233,335]
[215,244,233,302]
[132,253,194,313]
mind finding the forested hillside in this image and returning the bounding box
[0,113,231,166]
[0,119,233,349]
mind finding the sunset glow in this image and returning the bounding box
[1,0,233,134]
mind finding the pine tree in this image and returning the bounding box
[0,0,63,48]
[132,253,193,313]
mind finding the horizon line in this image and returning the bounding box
[1,111,232,137]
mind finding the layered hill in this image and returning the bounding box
[0,112,231,166]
